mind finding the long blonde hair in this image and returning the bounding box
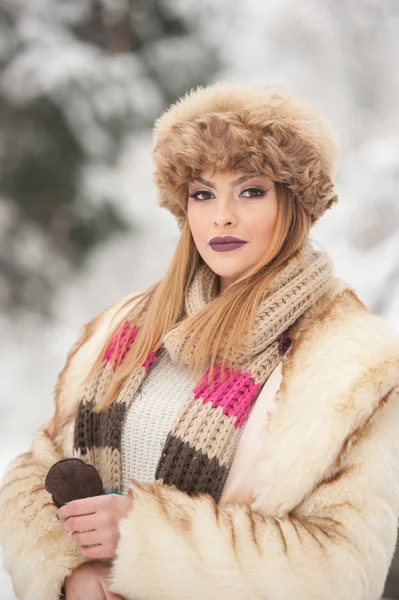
[90,183,311,412]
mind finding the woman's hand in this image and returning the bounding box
[63,561,123,599]
[58,494,133,560]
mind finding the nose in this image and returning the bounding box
[213,196,237,227]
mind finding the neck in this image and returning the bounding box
[219,275,235,294]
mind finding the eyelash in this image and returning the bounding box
[188,187,267,201]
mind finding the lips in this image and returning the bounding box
[209,236,248,253]
[209,236,247,244]
[210,242,247,252]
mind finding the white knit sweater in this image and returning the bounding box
[120,349,197,493]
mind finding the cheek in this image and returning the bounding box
[250,224,276,256]
[187,204,205,243]
[246,202,278,246]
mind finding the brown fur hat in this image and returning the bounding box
[152,81,339,228]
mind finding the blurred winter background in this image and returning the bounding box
[0,0,398,598]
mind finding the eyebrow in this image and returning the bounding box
[193,175,256,188]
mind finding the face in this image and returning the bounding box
[187,170,279,293]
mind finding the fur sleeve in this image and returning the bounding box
[108,386,399,600]
[0,415,90,599]
[0,292,140,600]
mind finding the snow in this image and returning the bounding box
[1,0,398,597]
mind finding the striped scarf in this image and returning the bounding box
[72,244,333,503]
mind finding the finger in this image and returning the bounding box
[62,511,100,533]
[80,543,111,560]
[58,495,108,520]
[71,529,104,547]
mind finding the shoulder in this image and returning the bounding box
[53,290,144,434]
[280,278,399,441]
[254,281,399,515]
[287,278,399,384]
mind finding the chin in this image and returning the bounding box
[203,253,250,281]
[208,264,244,280]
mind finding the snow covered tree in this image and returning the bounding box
[0,0,219,315]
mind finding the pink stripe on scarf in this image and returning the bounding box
[103,321,139,367]
[103,322,157,373]
[143,351,157,372]
[193,365,260,428]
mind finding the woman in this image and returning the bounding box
[0,82,398,600]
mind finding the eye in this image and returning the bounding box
[240,187,267,198]
[188,190,214,201]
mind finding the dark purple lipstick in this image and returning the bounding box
[209,235,248,252]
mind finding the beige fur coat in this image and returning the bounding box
[1,282,399,600]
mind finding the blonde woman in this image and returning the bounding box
[1,83,398,600]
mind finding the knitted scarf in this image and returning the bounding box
[73,244,333,503]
